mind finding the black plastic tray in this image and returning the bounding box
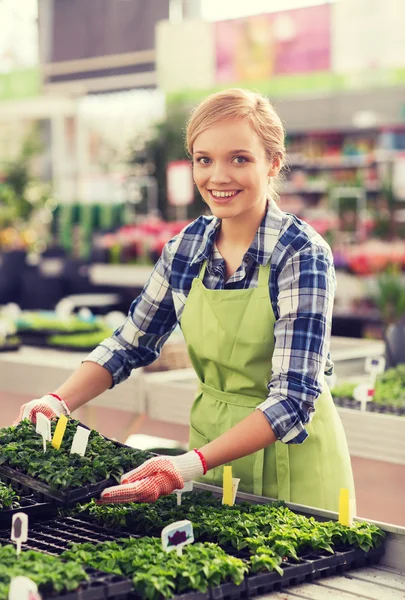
[0,342,21,353]
[0,514,385,600]
[0,494,56,527]
[0,516,132,555]
[333,395,405,416]
[0,429,150,506]
[0,462,118,506]
[242,544,384,598]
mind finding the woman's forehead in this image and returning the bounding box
[193,119,264,155]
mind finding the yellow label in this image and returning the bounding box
[51,414,68,450]
[338,488,351,526]
[222,465,233,506]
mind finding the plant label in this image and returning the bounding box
[51,414,68,450]
[222,465,234,506]
[338,488,355,526]
[232,478,240,505]
[8,576,42,600]
[11,512,28,556]
[353,383,374,412]
[161,520,194,557]
[70,426,90,457]
[36,413,51,453]
[173,480,193,506]
[365,356,385,377]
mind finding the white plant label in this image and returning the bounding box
[161,520,194,557]
[232,478,240,505]
[173,480,193,506]
[70,426,90,457]
[11,512,28,556]
[8,576,41,600]
[364,356,386,376]
[36,413,51,453]
[353,383,374,412]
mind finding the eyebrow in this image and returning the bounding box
[193,149,254,155]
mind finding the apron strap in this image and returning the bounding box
[257,262,271,288]
[198,259,208,281]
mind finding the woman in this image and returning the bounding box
[15,88,355,510]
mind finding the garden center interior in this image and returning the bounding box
[0,1,404,599]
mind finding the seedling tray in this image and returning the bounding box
[0,494,56,527]
[48,568,133,600]
[0,462,119,506]
[0,516,132,555]
[0,425,150,506]
[0,515,385,600]
[0,341,20,352]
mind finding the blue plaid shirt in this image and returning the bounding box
[86,200,336,444]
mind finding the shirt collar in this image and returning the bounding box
[190,215,221,266]
[190,199,283,267]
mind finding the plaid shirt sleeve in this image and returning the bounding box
[84,241,178,386]
[257,244,336,444]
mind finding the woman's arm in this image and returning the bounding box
[54,361,113,412]
[199,409,277,469]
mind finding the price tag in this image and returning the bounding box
[51,414,68,450]
[11,512,28,556]
[36,414,51,453]
[70,426,90,457]
[338,488,355,527]
[222,465,234,506]
[8,576,42,600]
[173,480,193,506]
[161,520,194,556]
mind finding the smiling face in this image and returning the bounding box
[192,118,280,221]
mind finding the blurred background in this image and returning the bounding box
[0,0,405,523]
[1,0,405,339]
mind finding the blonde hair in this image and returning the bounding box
[186,88,285,196]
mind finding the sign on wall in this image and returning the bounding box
[215,4,331,83]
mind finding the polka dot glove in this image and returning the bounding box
[99,450,206,504]
[13,394,70,426]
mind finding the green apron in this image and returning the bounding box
[180,259,355,511]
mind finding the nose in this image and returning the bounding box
[209,162,232,185]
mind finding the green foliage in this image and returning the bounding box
[62,536,247,600]
[76,491,385,575]
[373,267,405,327]
[0,127,51,228]
[0,544,88,599]
[0,482,19,510]
[16,313,102,334]
[373,364,405,407]
[332,365,405,409]
[128,107,202,219]
[47,327,113,348]
[330,382,357,400]
[0,420,152,490]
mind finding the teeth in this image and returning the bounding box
[211,191,238,198]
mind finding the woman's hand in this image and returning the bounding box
[13,394,70,425]
[99,450,206,503]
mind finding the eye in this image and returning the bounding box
[195,157,211,165]
[232,156,248,164]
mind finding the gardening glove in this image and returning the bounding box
[99,449,207,504]
[13,393,70,426]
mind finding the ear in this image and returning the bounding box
[268,154,282,177]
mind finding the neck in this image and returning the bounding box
[217,199,268,249]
